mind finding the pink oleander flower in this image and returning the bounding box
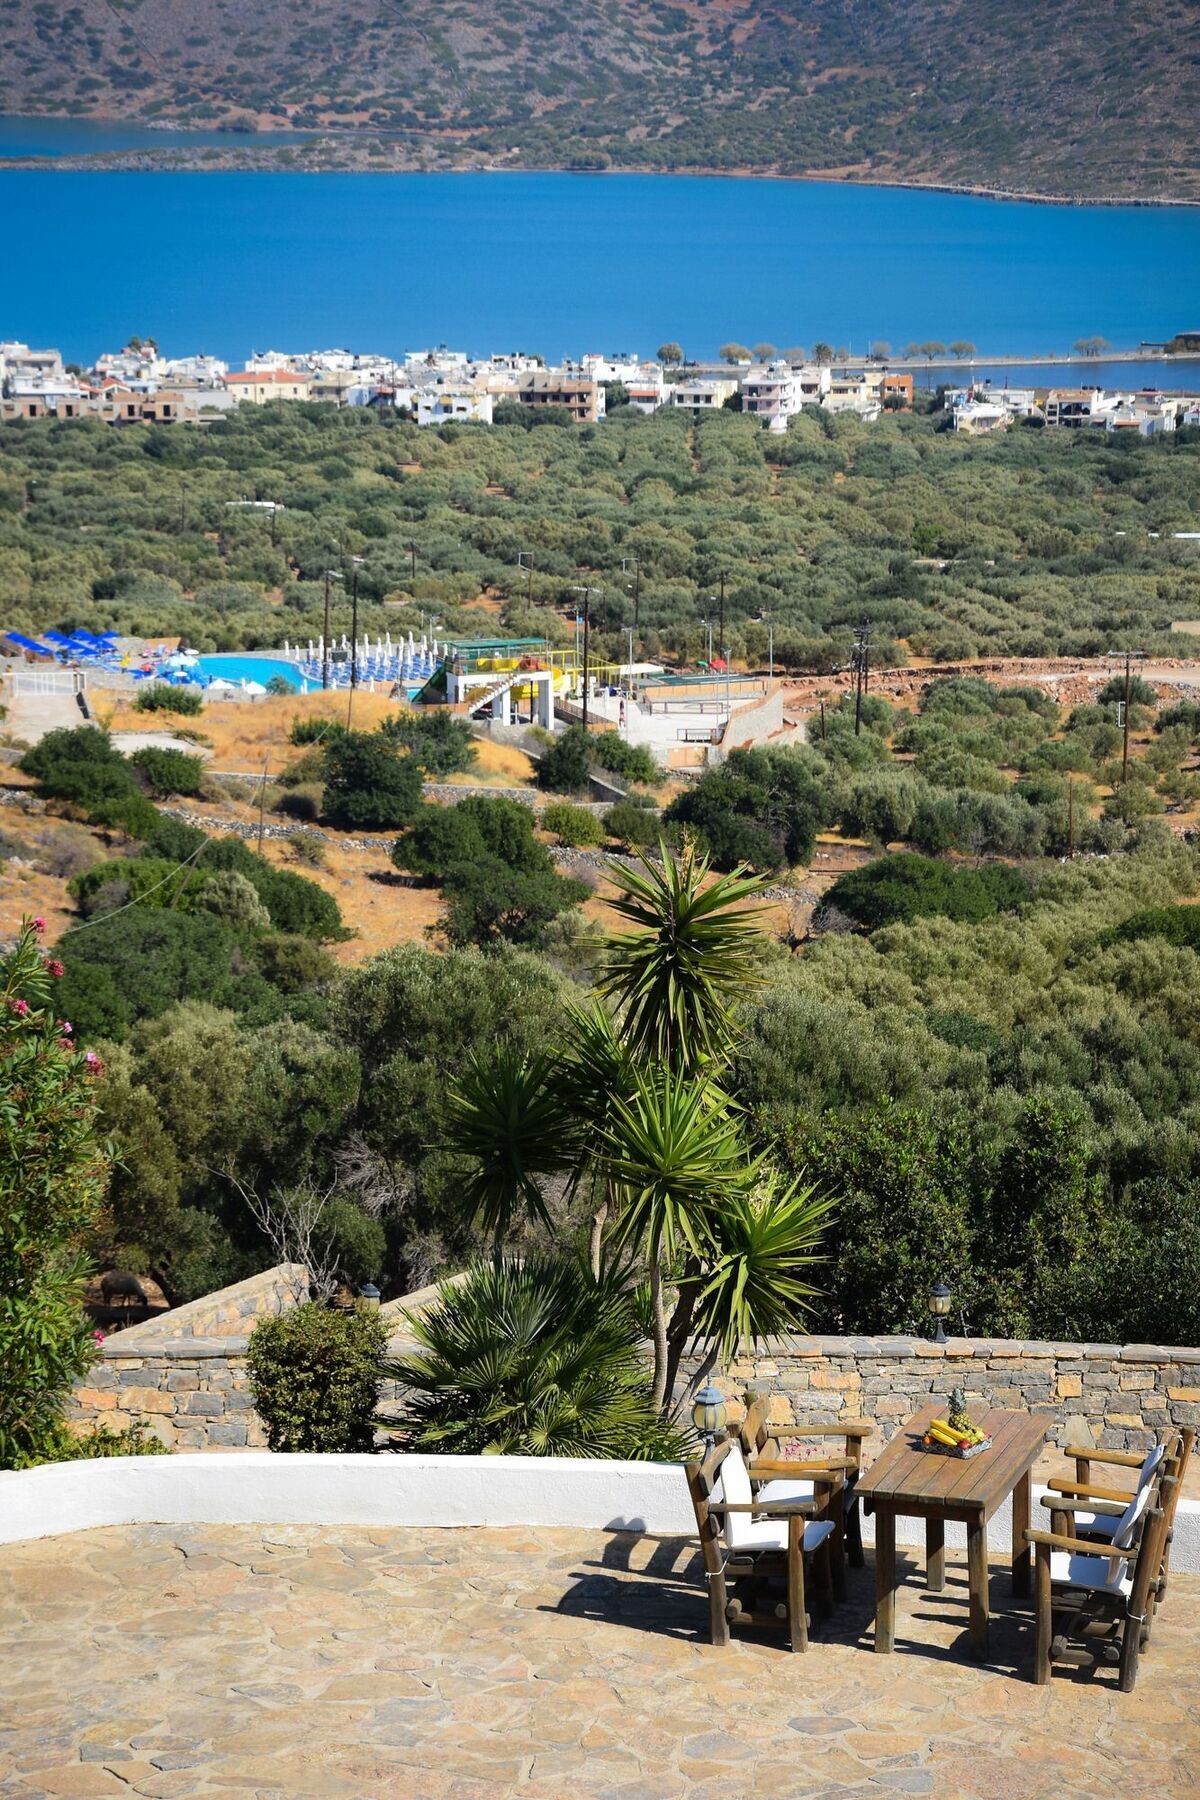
[32,916,45,934]
[9,998,29,1017]
[85,1050,104,1073]
[45,959,64,978]
[57,1019,72,1035]
[92,1329,106,1344]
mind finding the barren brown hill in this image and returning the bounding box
[2,0,1198,200]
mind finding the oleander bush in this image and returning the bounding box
[541,800,605,847]
[134,685,204,715]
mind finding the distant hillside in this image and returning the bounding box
[3,0,1198,199]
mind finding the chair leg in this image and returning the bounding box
[847,1496,865,1569]
[707,1568,730,1647]
[1033,1543,1052,1685]
[787,1514,808,1652]
[1118,1609,1143,1693]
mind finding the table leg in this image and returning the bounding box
[874,1507,896,1654]
[967,1516,989,1659]
[1011,1470,1031,1597]
[926,1516,945,1592]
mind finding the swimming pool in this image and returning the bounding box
[194,656,307,691]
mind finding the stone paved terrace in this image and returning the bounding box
[1,1524,1197,1799]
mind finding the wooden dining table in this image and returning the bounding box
[855,1403,1048,1658]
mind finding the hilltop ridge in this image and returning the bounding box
[2,0,1198,200]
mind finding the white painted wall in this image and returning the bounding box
[1,1453,1196,1572]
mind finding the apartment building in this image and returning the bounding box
[882,371,914,407]
[516,371,605,422]
[1043,388,1117,427]
[224,369,314,404]
[740,362,802,431]
[414,388,494,426]
[670,376,738,412]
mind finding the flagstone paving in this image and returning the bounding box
[1,1524,1197,1799]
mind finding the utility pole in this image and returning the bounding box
[852,619,871,737]
[1122,649,1132,783]
[321,569,343,691]
[718,573,726,669]
[623,556,641,630]
[347,555,364,725]
[701,618,712,666]
[570,585,598,732]
[257,753,270,858]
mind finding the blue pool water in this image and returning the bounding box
[195,655,305,690]
[0,172,1196,365]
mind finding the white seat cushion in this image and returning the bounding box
[1036,1492,1120,1540]
[1049,1548,1133,1599]
[716,1446,834,1556]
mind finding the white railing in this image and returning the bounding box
[10,668,86,697]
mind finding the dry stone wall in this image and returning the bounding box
[69,1316,1200,1454]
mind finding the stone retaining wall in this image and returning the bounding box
[696,1337,1200,1455]
[69,1320,1200,1453]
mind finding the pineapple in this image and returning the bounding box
[947,1387,972,1436]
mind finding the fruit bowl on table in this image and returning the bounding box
[920,1416,993,1458]
[921,1433,993,1459]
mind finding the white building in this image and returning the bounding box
[0,341,63,386]
[740,362,804,432]
[161,354,228,388]
[670,377,739,412]
[953,399,1011,435]
[415,387,494,426]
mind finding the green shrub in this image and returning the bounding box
[246,1303,389,1453]
[394,796,549,880]
[603,800,661,849]
[589,734,661,786]
[381,710,477,775]
[21,727,138,808]
[87,794,162,840]
[273,784,322,821]
[821,853,1031,930]
[439,860,588,948]
[30,1419,171,1465]
[1104,905,1200,950]
[130,746,205,799]
[323,731,422,831]
[541,801,604,847]
[194,869,271,931]
[289,828,328,868]
[536,725,592,794]
[134,685,204,716]
[290,716,347,746]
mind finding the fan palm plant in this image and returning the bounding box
[388,1254,687,1459]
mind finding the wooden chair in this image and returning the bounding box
[685,1436,836,1652]
[1025,1464,1176,1691]
[737,1394,869,1584]
[1041,1428,1193,1620]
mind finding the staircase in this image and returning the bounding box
[451,667,525,718]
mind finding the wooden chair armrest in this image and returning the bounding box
[1024,1528,1124,1561]
[1046,1477,1134,1504]
[1045,1496,1127,1518]
[752,1457,854,1477]
[709,1498,819,1519]
[1063,1446,1144,1468]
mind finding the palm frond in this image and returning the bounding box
[693,1171,836,1366]
[443,1044,576,1242]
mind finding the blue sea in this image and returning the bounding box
[0,115,302,157]
[0,168,1197,368]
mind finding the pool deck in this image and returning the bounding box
[1,1523,1197,1798]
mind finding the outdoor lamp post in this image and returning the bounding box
[692,1383,728,1449]
[357,1282,381,1311]
[927,1281,952,1345]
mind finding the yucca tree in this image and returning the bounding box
[439,841,834,1427]
[388,1254,687,1459]
[602,1067,749,1407]
[597,841,769,1073]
